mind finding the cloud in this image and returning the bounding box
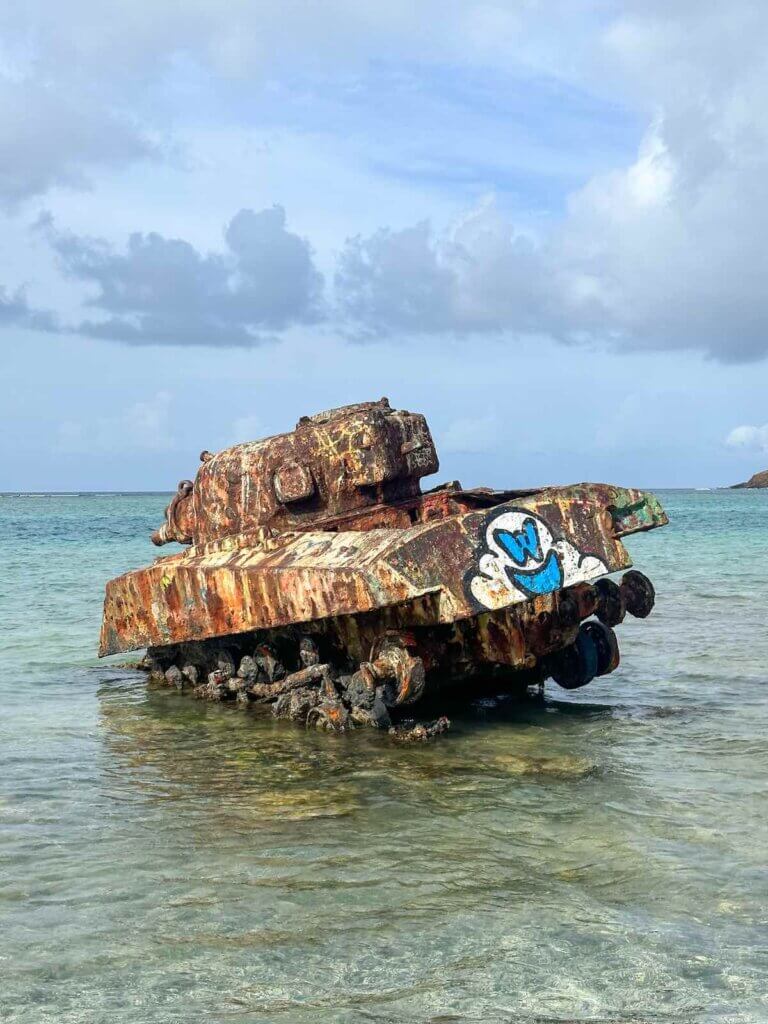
[0,0,609,219]
[333,2,768,362]
[0,77,154,208]
[0,284,56,331]
[334,198,574,339]
[336,95,768,360]
[558,3,768,362]
[725,424,768,453]
[3,1,768,364]
[43,206,323,346]
[336,222,456,335]
[0,2,590,82]
[0,2,591,205]
[57,391,177,454]
[0,286,35,325]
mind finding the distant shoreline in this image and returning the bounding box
[0,491,175,497]
[1,487,762,497]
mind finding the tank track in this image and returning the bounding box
[141,570,655,741]
[142,629,450,741]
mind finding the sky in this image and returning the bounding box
[1,0,767,491]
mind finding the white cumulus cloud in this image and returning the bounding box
[725,424,768,453]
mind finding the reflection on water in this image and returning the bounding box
[2,491,768,1022]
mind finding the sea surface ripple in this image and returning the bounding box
[1,490,766,1023]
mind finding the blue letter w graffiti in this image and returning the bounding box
[494,518,543,566]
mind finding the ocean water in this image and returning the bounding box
[1,490,767,1024]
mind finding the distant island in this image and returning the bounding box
[732,470,768,489]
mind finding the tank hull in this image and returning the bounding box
[100,483,666,657]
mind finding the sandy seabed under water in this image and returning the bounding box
[1,489,767,1023]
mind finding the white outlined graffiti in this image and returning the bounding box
[465,507,608,610]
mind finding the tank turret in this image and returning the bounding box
[101,398,668,740]
[152,398,439,546]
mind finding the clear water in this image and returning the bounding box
[1,490,767,1023]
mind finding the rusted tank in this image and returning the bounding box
[100,398,668,737]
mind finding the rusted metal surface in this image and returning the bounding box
[151,398,439,546]
[150,479,194,546]
[100,480,665,656]
[100,398,668,735]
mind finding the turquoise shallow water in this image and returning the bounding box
[1,490,767,1023]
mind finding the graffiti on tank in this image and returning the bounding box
[465,507,608,610]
